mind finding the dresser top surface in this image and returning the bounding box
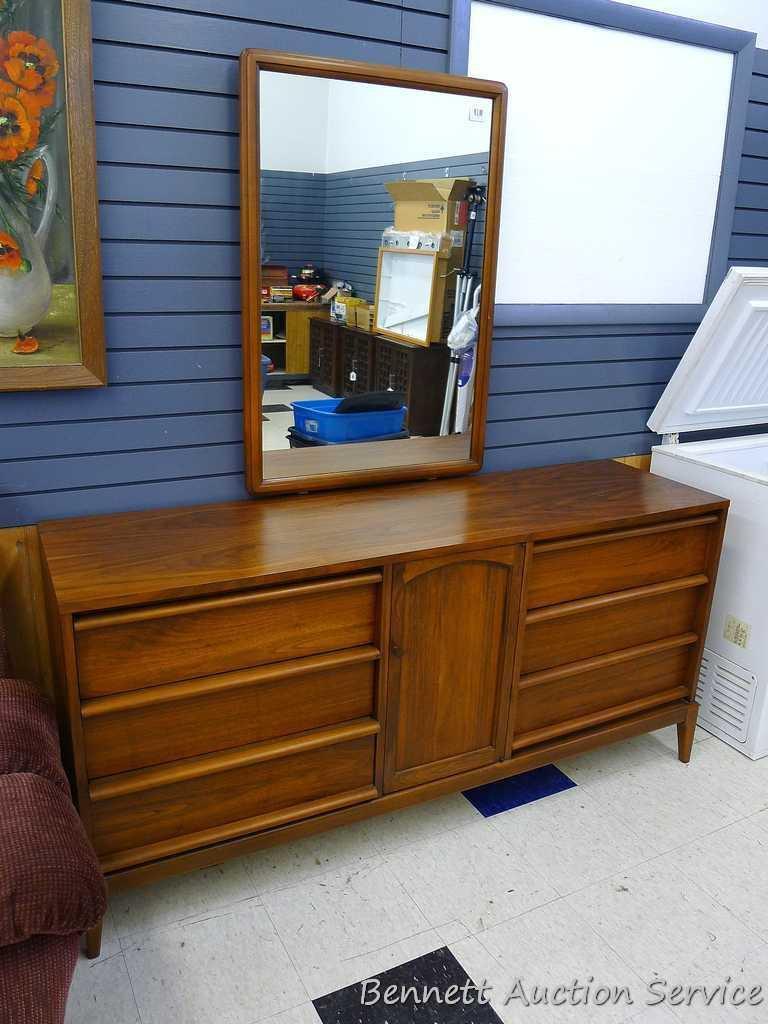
[39,461,727,613]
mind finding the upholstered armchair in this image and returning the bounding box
[0,612,106,1024]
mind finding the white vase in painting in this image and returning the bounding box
[0,147,57,337]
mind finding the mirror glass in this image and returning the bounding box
[257,71,492,474]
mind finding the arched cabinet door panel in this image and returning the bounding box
[383,546,523,792]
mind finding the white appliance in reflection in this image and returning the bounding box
[648,267,768,759]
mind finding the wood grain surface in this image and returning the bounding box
[40,461,728,613]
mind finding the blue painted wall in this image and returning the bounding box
[261,170,325,275]
[0,0,451,526]
[260,152,486,300]
[0,2,762,525]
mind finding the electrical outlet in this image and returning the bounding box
[724,614,751,649]
[468,102,488,123]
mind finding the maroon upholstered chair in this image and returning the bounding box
[0,612,106,1024]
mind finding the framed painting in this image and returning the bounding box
[0,0,105,391]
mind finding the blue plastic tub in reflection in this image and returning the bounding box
[291,398,407,443]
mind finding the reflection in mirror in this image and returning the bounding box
[258,72,492,463]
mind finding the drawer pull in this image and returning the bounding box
[99,785,379,875]
[512,687,688,750]
[525,574,708,625]
[519,632,698,691]
[534,516,719,554]
[75,572,383,631]
[82,645,380,719]
[90,718,380,802]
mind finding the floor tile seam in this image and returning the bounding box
[259,899,314,1007]
[118,949,147,1024]
[115,891,265,949]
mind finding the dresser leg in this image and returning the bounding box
[677,703,699,764]
[85,921,103,959]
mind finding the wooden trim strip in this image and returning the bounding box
[511,688,688,750]
[533,515,719,553]
[519,633,698,690]
[81,646,381,719]
[100,785,379,874]
[525,574,709,625]
[74,572,383,632]
[89,718,380,802]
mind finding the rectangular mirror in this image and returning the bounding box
[240,51,506,495]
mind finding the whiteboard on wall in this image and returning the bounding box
[622,0,768,48]
[468,2,734,305]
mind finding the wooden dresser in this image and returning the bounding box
[40,461,727,953]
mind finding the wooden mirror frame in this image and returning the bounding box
[239,50,507,496]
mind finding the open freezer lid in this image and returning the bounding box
[649,267,768,438]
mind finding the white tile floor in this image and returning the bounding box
[66,726,768,1024]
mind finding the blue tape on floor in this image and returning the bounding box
[463,764,576,817]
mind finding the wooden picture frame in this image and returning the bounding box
[239,49,507,496]
[373,248,440,348]
[0,0,105,392]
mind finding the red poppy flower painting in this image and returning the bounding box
[1,30,58,114]
[0,0,105,390]
[0,229,21,271]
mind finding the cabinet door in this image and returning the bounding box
[286,310,324,374]
[374,337,412,396]
[383,547,523,792]
[340,328,375,395]
[309,320,339,395]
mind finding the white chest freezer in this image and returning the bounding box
[649,267,768,758]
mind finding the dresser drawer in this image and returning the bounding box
[521,578,705,675]
[75,572,380,697]
[91,724,378,865]
[82,648,378,777]
[514,639,695,749]
[526,518,715,609]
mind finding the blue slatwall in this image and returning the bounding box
[484,323,696,470]
[261,171,325,274]
[0,5,762,526]
[0,0,451,527]
[261,153,487,299]
[731,48,768,266]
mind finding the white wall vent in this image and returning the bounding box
[697,649,757,744]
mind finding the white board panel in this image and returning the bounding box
[622,0,768,48]
[468,3,734,305]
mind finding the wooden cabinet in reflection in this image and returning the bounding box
[308,318,341,395]
[309,320,450,436]
[262,303,329,375]
[339,327,376,396]
[373,336,450,437]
